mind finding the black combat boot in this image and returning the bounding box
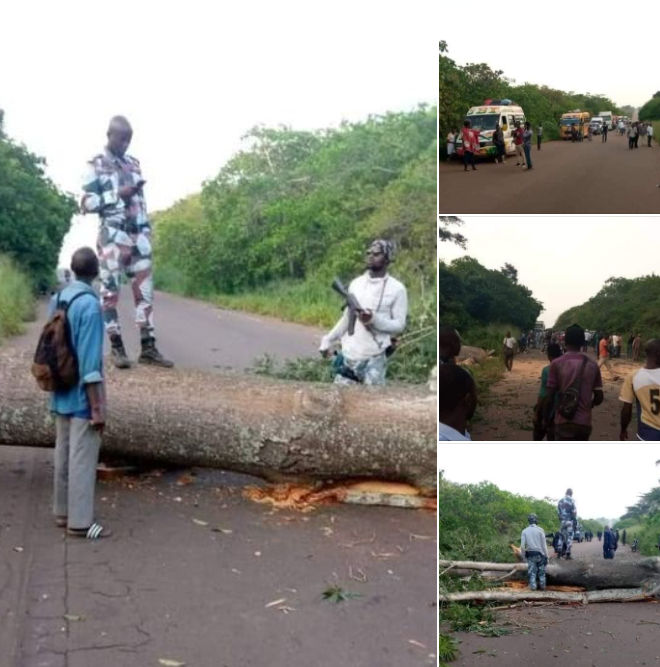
[109,334,131,369]
[138,336,174,368]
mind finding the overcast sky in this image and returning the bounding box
[443,5,660,109]
[440,443,660,521]
[440,216,660,327]
[1,1,439,265]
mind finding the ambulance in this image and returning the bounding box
[455,99,526,159]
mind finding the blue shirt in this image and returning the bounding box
[48,280,104,418]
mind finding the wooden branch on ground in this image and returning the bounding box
[440,588,650,604]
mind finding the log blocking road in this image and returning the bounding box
[0,293,437,667]
[439,133,660,213]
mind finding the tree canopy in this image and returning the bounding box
[0,110,76,290]
[638,92,660,121]
[554,275,660,337]
[438,42,623,151]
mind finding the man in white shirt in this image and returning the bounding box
[319,239,407,385]
[521,513,549,590]
[503,331,517,371]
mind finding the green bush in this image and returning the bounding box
[0,254,35,340]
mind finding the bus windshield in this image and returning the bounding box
[464,114,499,130]
[560,118,580,125]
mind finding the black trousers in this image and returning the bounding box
[463,151,476,169]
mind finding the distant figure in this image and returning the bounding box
[648,123,654,147]
[632,334,642,362]
[492,122,505,164]
[446,129,456,160]
[601,122,608,143]
[557,488,577,559]
[622,529,627,545]
[598,335,620,380]
[603,526,617,559]
[438,325,461,365]
[597,530,602,542]
[523,122,533,170]
[438,364,477,441]
[503,331,517,371]
[619,339,660,440]
[461,120,478,172]
[537,124,543,150]
[513,121,526,166]
[521,514,548,591]
[546,324,604,440]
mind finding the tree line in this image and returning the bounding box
[555,275,660,338]
[617,485,660,556]
[0,109,76,291]
[438,41,623,153]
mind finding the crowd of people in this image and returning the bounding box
[437,323,660,441]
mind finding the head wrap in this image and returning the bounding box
[369,239,395,262]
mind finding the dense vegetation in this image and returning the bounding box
[0,255,34,341]
[153,107,436,382]
[438,218,543,350]
[438,474,589,562]
[639,92,660,121]
[617,485,660,556]
[555,275,660,337]
[0,109,76,291]
[438,41,622,154]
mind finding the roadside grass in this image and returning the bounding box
[0,255,35,342]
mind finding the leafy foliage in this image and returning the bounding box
[554,275,660,337]
[438,42,622,153]
[618,485,660,555]
[0,110,76,291]
[153,108,437,382]
[0,254,35,341]
[639,91,660,121]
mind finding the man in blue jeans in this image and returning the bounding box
[50,247,111,539]
[523,122,533,170]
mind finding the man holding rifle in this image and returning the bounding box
[319,239,407,385]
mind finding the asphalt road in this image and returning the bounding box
[0,293,437,667]
[439,133,660,213]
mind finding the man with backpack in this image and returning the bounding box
[45,247,111,539]
[545,324,604,440]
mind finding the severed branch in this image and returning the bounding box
[440,588,650,604]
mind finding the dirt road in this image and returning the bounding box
[439,133,660,213]
[0,294,436,667]
[470,350,639,441]
[447,539,660,667]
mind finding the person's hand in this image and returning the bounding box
[319,348,330,359]
[357,309,372,324]
[90,404,105,435]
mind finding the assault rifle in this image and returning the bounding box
[331,278,364,336]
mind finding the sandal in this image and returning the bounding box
[67,523,112,539]
[55,516,67,528]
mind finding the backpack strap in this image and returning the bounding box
[57,289,96,312]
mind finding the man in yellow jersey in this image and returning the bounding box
[619,339,660,441]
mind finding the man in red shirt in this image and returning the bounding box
[546,324,604,440]
[513,121,526,167]
[461,120,478,172]
[598,335,620,380]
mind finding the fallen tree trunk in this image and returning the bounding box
[438,558,660,590]
[0,349,436,491]
[440,588,650,604]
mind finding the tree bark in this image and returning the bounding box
[440,589,650,604]
[0,349,436,490]
[438,558,660,590]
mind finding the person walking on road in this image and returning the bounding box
[320,239,407,386]
[513,121,526,166]
[638,122,646,148]
[537,124,543,150]
[523,122,533,170]
[521,514,548,590]
[533,342,562,441]
[602,122,608,143]
[628,123,637,150]
[557,489,577,559]
[603,526,618,559]
[461,120,478,172]
[598,335,620,380]
[545,324,604,440]
[446,129,456,161]
[647,123,654,147]
[633,333,642,361]
[81,116,173,369]
[493,122,505,164]
[49,247,111,539]
[503,331,517,371]
[620,339,660,441]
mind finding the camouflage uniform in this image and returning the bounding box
[526,553,547,590]
[557,495,577,556]
[81,150,154,339]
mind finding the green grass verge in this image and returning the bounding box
[0,254,35,342]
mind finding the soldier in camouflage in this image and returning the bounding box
[557,488,577,559]
[520,513,548,591]
[81,116,172,369]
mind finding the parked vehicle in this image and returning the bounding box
[589,117,604,135]
[599,110,613,130]
[455,99,526,159]
[560,110,591,139]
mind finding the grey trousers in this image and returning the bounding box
[53,416,101,529]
